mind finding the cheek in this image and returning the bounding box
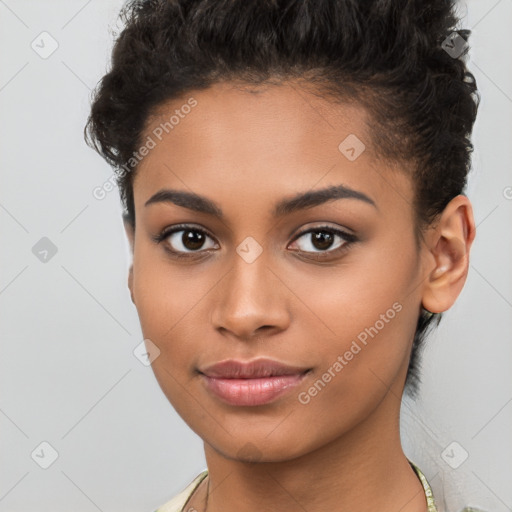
[131,254,209,420]
[291,285,418,448]
[132,239,208,334]
[131,247,207,369]
[290,237,420,392]
[290,236,419,343]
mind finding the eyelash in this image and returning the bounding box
[152,223,357,261]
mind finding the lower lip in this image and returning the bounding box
[201,373,307,406]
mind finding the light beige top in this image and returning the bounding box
[154,470,208,512]
[153,460,447,512]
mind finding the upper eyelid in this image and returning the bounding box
[161,223,215,238]
[160,223,352,238]
[292,225,354,239]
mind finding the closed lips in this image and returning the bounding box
[198,358,311,378]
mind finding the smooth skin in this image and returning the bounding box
[124,81,475,512]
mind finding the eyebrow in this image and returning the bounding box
[144,184,377,219]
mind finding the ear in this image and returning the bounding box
[123,214,136,305]
[421,195,476,314]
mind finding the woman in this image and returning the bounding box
[85,1,482,510]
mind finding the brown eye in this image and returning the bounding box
[309,231,336,251]
[289,226,356,258]
[157,226,218,255]
[181,230,207,250]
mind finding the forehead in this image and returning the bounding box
[140,80,373,169]
[133,81,413,216]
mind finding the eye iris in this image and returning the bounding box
[183,230,205,250]
[312,231,334,250]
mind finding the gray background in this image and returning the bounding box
[0,1,511,511]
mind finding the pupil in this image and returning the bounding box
[312,231,333,250]
[183,230,204,250]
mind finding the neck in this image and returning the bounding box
[190,389,428,512]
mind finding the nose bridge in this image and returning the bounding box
[211,241,289,338]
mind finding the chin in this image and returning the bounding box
[205,429,316,464]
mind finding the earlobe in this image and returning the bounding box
[123,214,135,252]
[421,195,476,314]
[128,264,135,304]
[123,216,136,305]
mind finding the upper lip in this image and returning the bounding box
[199,358,310,378]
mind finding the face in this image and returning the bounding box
[127,81,428,462]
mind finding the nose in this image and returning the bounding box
[210,248,291,341]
